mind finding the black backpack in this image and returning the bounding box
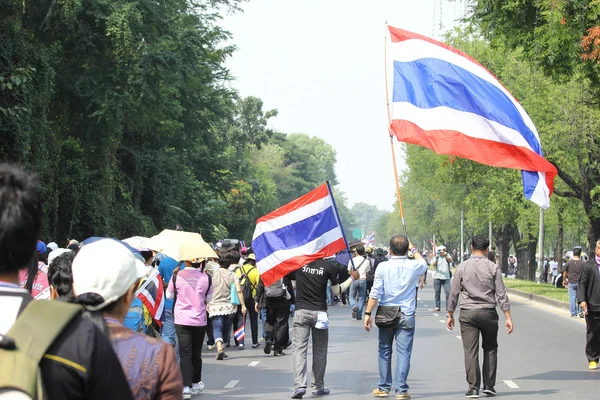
[235,264,256,302]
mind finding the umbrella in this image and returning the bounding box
[81,237,145,262]
[148,229,218,262]
[122,236,151,250]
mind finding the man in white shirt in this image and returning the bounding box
[431,245,452,312]
[347,245,371,320]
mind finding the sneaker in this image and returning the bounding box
[264,341,273,354]
[482,386,496,396]
[396,393,411,400]
[191,382,205,395]
[434,307,441,312]
[352,305,358,319]
[312,388,330,396]
[216,350,226,360]
[183,387,192,399]
[274,350,286,356]
[465,389,479,398]
[225,342,231,348]
[579,312,586,319]
[373,388,390,397]
[589,361,598,369]
[207,344,215,350]
[238,344,245,349]
[252,342,260,348]
[291,388,306,399]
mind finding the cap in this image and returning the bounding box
[48,248,72,267]
[438,246,447,251]
[47,242,59,251]
[36,240,47,254]
[72,239,148,311]
[247,253,256,261]
[68,239,80,246]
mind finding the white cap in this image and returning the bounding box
[438,246,447,251]
[72,239,148,311]
[48,248,72,267]
[47,242,59,251]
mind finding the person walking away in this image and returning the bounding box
[207,251,247,360]
[577,239,600,370]
[166,259,213,398]
[233,254,260,348]
[348,245,371,320]
[47,251,76,301]
[364,236,427,399]
[72,239,183,400]
[159,256,183,358]
[431,245,452,312]
[255,275,295,356]
[18,240,51,300]
[204,257,220,349]
[447,235,513,398]
[550,258,559,285]
[564,246,585,318]
[291,259,359,398]
[0,163,133,400]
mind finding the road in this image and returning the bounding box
[200,276,599,399]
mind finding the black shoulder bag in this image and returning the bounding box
[375,305,401,328]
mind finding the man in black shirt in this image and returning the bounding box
[291,258,358,398]
[564,246,585,318]
[578,240,600,370]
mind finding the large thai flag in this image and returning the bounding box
[252,183,347,286]
[388,26,557,209]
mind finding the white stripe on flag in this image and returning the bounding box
[257,227,344,274]
[389,39,539,141]
[391,102,534,151]
[529,172,550,209]
[253,195,333,239]
[141,287,156,308]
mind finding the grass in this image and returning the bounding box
[503,278,569,303]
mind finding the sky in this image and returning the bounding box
[221,0,463,210]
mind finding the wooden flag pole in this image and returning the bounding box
[385,22,408,238]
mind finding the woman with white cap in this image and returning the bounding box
[72,238,183,400]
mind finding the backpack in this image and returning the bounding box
[124,297,146,333]
[265,278,286,299]
[236,265,256,302]
[0,300,82,399]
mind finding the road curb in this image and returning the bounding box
[506,287,570,312]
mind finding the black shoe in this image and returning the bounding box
[264,341,273,354]
[274,350,285,356]
[465,389,479,398]
[483,387,496,396]
[291,388,306,399]
[284,340,292,349]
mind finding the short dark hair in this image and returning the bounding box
[389,235,409,256]
[471,235,490,251]
[48,252,76,301]
[0,164,42,274]
[573,246,582,257]
[356,245,365,256]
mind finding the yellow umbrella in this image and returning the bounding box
[147,229,218,261]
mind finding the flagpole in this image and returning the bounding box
[326,180,356,270]
[385,22,408,238]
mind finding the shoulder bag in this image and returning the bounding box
[374,305,401,328]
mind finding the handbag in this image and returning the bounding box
[230,281,241,305]
[375,305,401,328]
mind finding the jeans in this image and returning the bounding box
[161,309,180,363]
[234,297,259,345]
[459,309,499,390]
[175,324,206,387]
[326,280,332,305]
[293,309,329,391]
[349,279,367,317]
[377,313,415,394]
[260,308,267,339]
[434,279,450,309]
[568,283,582,317]
[211,314,233,344]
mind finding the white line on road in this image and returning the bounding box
[439,319,446,323]
[504,380,519,389]
[248,361,260,367]
[428,309,433,311]
[456,336,462,339]
[433,313,439,317]
[224,380,240,389]
[417,298,421,300]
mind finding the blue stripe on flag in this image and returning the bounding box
[521,170,540,199]
[252,206,339,260]
[392,58,542,155]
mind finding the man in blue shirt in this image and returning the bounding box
[364,235,427,399]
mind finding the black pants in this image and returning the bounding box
[585,311,600,362]
[265,302,290,351]
[233,297,259,345]
[459,309,499,390]
[175,324,206,387]
[206,317,214,346]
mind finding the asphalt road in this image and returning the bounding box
[200,275,600,399]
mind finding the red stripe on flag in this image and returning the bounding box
[256,183,330,224]
[390,120,556,194]
[260,238,347,286]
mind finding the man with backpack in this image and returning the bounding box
[0,163,133,399]
[233,253,260,348]
[347,245,371,320]
[254,274,295,356]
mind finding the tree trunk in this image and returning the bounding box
[496,223,515,275]
[512,224,538,281]
[557,204,564,273]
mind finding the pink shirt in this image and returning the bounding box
[167,268,212,326]
[18,262,50,299]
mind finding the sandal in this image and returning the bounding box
[216,350,226,360]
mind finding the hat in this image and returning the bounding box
[247,253,256,261]
[72,239,148,311]
[36,240,47,254]
[68,239,80,246]
[47,242,59,251]
[48,248,72,267]
[366,247,373,254]
[438,246,447,251]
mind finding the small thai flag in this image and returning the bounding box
[234,325,246,342]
